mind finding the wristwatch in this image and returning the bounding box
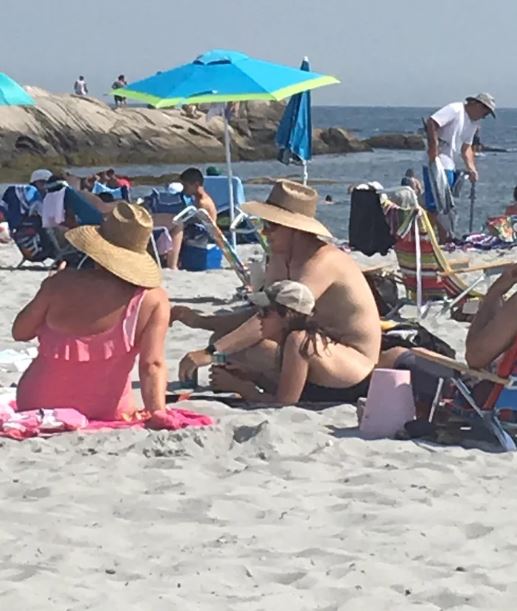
[204,344,227,365]
[205,343,217,355]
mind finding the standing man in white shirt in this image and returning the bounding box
[423,93,496,221]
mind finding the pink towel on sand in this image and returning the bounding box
[0,400,213,441]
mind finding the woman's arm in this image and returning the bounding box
[138,289,170,412]
[466,265,517,368]
[274,332,310,404]
[210,332,309,405]
[12,279,52,341]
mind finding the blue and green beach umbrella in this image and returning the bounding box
[0,73,34,106]
[114,49,339,246]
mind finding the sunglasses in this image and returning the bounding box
[257,305,272,318]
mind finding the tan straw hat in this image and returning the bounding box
[242,179,332,239]
[65,202,162,288]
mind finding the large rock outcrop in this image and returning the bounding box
[0,91,370,180]
[365,133,425,150]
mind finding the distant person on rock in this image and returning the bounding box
[74,76,88,96]
[112,74,127,107]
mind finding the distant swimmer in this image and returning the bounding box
[322,194,334,204]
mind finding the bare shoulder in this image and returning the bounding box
[285,330,306,351]
[43,268,83,291]
[308,243,359,271]
[143,286,169,309]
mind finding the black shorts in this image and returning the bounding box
[300,374,372,406]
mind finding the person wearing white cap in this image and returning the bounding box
[175,180,381,399]
[30,169,52,196]
[423,93,496,216]
[209,280,372,404]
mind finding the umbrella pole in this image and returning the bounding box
[468,183,476,234]
[302,160,308,186]
[223,106,237,250]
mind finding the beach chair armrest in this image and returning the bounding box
[411,347,508,384]
[438,260,515,278]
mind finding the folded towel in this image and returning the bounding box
[42,189,66,228]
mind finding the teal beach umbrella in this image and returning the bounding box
[114,49,339,246]
[0,73,34,106]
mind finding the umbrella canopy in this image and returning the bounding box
[114,49,339,250]
[112,49,338,107]
[276,57,312,182]
[0,73,34,106]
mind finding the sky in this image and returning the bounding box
[1,0,516,107]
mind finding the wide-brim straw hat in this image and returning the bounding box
[242,179,333,239]
[65,202,162,288]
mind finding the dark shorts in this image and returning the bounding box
[300,374,372,405]
[114,95,125,103]
[393,351,451,403]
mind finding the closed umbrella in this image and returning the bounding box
[0,73,34,106]
[114,49,339,246]
[276,57,312,185]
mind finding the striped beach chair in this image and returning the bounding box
[392,203,513,317]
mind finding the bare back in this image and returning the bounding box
[197,191,217,222]
[42,269,163,345]
[266,243,381,362]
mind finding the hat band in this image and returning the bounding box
[99,224,149,253]
[265,197,316,219]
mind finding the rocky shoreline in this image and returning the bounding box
[0,89,425,181]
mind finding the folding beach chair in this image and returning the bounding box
[173,206,251,288]
[412,345,517,452]
[204,175,263,246]
[391,197,513,318]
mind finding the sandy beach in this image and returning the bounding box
[1,240,517,610]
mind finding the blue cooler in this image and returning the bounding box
[180,242,223,271]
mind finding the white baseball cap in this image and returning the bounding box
[250,280,315,316]
[30,169,52,183]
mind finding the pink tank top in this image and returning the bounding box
[17,288,146,420]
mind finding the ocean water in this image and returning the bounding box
[71,106,517,240]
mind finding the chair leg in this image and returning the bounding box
[452,378,516,451]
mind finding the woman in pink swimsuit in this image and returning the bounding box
[12,202,170,420]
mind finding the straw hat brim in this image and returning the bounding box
[241,202,333,239]
[65,225,162,289]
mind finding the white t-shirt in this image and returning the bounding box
[74,79,87,96]
[428,102,479,170]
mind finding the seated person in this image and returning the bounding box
[505,186,517,216]
[64,172,120,215]
[12,203,169,420]
[210,281,371,404]
[173,180,381,402]
[30,169,53,199]
[154,167,217,270]
[400,168,423,196]
[380,263,517,415]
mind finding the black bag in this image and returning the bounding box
[365,273,399,317]
[381,322,455,359]
[349,188,395,256]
